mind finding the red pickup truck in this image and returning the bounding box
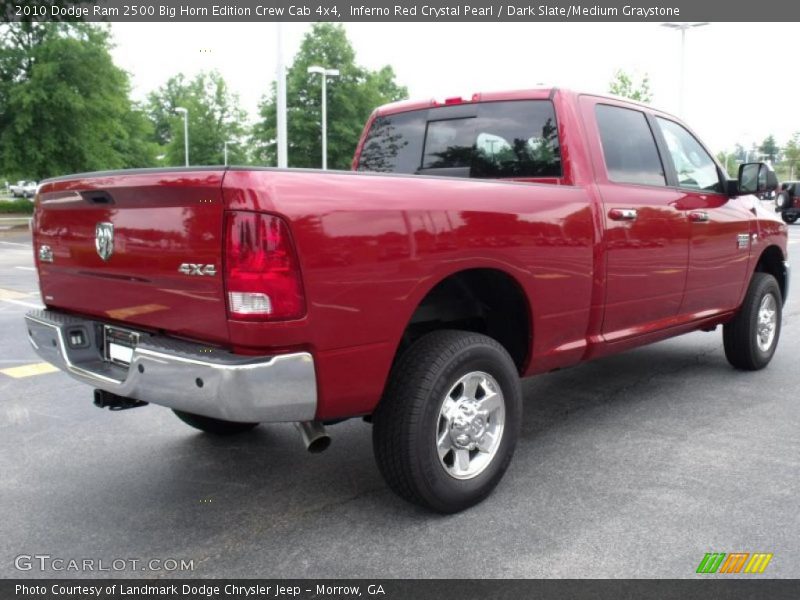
[25,88,788,513]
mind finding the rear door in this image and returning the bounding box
[580,97,690,339]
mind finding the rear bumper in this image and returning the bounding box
[24,310,317,423]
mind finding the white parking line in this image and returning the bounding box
[14,266,35,271]
[0,241,30,247]
[0,360,41,364]
[0,298,43,309]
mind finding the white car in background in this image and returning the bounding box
[9,180,38,198]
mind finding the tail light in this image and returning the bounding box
[224,211,305,321]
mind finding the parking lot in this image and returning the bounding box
[1,223,799,579]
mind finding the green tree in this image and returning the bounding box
[782,133,800,180]
[146,71,248,166]
[253,23,407,170]
[716,151,739,178]
[758,135,779,164]
[608,69,653,103]
[0,23,158,179]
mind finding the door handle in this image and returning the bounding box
[608,208,638,221]
[689,210,710,223]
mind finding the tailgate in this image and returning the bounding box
[33,169,230,344]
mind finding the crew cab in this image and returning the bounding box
[25,89,788,513]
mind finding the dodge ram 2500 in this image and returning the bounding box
[25,88,788,513]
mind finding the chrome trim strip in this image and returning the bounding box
[24,310,318,423]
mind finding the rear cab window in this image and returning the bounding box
[357,100,561,180]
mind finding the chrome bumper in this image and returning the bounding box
[24,310,317,423]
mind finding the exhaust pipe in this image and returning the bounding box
[294,421,331,453]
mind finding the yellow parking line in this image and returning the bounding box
[0,362,59,378]
[0,288,31,300]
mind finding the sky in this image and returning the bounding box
[109,22,798,155]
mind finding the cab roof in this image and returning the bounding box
[373,88,556,117]
[373,87,669,119]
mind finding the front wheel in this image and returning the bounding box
[172,409,259,435]
[723,273,782,370]
[372,330,522,513]
[781,212,798,224]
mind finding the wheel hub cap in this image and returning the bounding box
[450,402,488,449]
[756,293,778,352]
[436,371,506,480]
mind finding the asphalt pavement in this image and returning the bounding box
[1,224,799,579]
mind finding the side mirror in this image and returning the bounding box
[737,162,778,196]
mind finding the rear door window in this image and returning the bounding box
[358,100,561,179]
[595,104,666,187]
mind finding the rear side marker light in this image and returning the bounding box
[224,212,305,321]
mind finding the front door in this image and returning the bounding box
[653,117,752,315]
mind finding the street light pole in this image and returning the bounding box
[661,22,708,116]
[276,23,288,168]
[174,107,189,167]
[307,65,340,170]
[224,140,237,166]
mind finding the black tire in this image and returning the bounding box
[781,212,798,224]
[372,330,522,513]
[172,409,259,435]
[723,273,782,371]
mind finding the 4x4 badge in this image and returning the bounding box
[179,263,217,276]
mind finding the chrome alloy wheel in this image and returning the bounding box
[436,371,505,480]
[756,293,778,352]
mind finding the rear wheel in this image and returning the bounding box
[723,273,782,370]
[172,409,259,435]
[781,212,798,224]
[372,330,522,513]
